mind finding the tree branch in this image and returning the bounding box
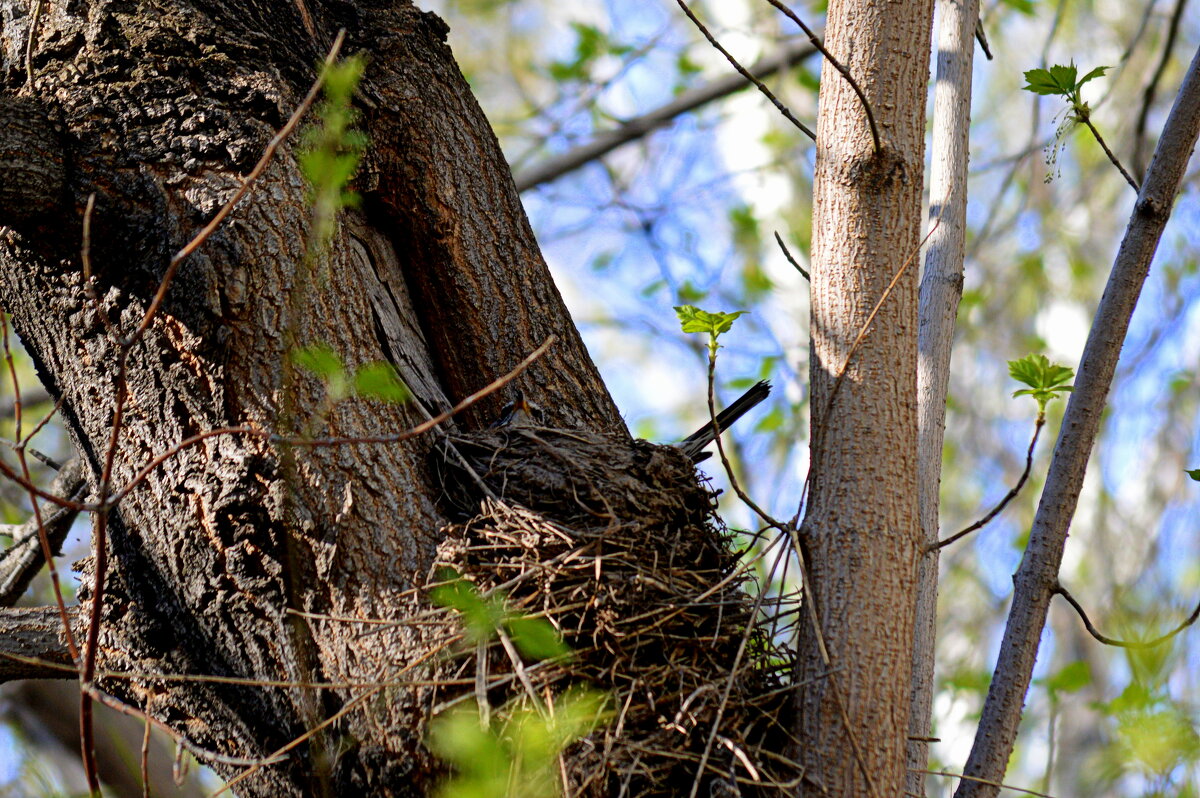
[763,0,879,152]
[514,38,818,192]
[673,1,815,142]
[929,417,1042,552]
[1132,0,1190,177]
[0,457,86,607]
[955,44,1200,798]
[1054,582,1200,649]
[0,605,75,682]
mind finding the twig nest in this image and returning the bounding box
[425,428,798,796]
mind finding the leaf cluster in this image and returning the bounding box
[1008,353,1074,418]
[1023,61,1110,118]
[428,689,610,798]
[674,304,747,356]
[430,569,571,662]
[291,343,411,404]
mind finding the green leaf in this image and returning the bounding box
[1008,353,1074,415]
[505,615,571,662]
[675,305,748,357]
[428,571,504,644]
[292,343,349,400]
[674,305,748,337]
[1023,66,1070,96]
[1043,661,1092,694]
[1048,63,1078,91]
[1078,65,1111,88]
[1000,0,1035,13]
[1187,468,1200,481]
[353,361,411,403]
[292,343,343,378]
[677,281,707,303]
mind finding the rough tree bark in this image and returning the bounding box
[794,0,934,794]
[0,1,625,794]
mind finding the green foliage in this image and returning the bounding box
[1038,660,1092,696]
[1185,467,1200,481]
[1114,708,1200,776]
[429,569,571,661]
[674,305,748,357]
[1008,353,1074,418]
[547,22,631,82]
[1000,0,1036,13]
[428,689,611,798]
[299,55,368,245]
[427,572,602,797]
[291,344,412,406]
[292,343,349,401]
[353,362,411,403]
[1023,63,1109,105]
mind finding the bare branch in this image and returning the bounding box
[773,231,810,280]
[763,0,880,152]
[673,1,815,141]
[0,458,86,606]
[514,39,818,192]
[1132,0,1190,176]
[1055,582,1200,649]
[1077,110,1140,192]
[0,605,75,682]
[955,44,1200,798]
[0,384,51,419]
[929,417,1042,552]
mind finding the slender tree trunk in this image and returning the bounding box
[793,0,934,794]
[909,0,980,793]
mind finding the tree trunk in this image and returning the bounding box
[793,0,934,794]
[0,1,622,793]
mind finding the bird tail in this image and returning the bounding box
[678,380,771,461]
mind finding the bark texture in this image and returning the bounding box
[794,0,934,794]
[0,1,619,794]
[909,0,979,792]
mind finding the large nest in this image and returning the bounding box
[424,426,798,796]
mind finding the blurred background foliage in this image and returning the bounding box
[3,0,1200,795]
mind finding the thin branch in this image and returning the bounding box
[105,335,556,506]
[920,769,1056,798]
[1054,582,1200,649]
[929,417,1043,552]
[762,0,880,153]
[0,605,75,682]
[1132,0,1190,176]
[24,0,46,87]
[0,384,50,419]
[0,458,86,606]
[514,38,818,192]
[975,17,993,61]
[673,0,815,141]
[773,231,809,280]
[955,44,1200,798]
[1077,109,1140,192]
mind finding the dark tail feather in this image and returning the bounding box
[678,380,771,461]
